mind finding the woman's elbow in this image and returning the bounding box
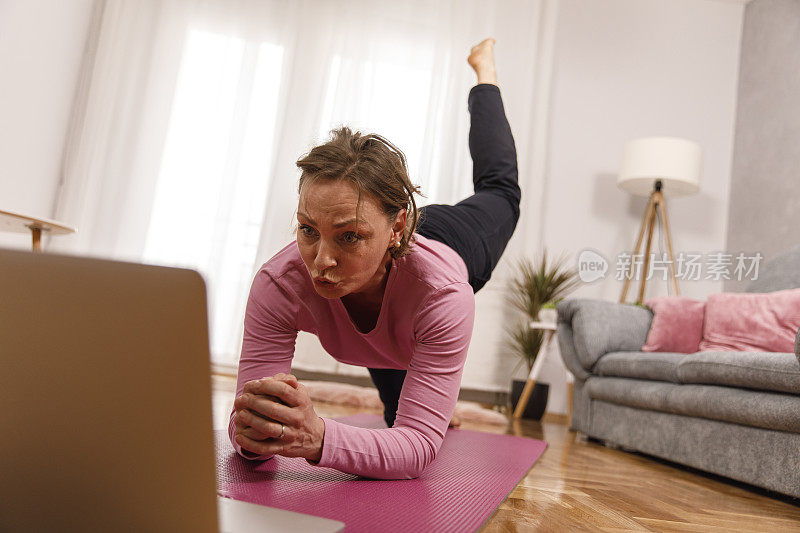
[400,443,439,479]
[374,448,436,480]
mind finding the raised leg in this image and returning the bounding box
[417,40,521,292]
[466,39,520,211]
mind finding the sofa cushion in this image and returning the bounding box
[594,351,686,383]
[587,377,670,412]
[586,377,800,433]
[677,351,800,395]
[642,296,705,353]
[699,289,800,352]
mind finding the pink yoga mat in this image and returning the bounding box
[215,413,547,532]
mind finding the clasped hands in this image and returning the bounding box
[233,373,325,463]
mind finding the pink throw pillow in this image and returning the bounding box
[699,288,800,353]
[642,296,706,353]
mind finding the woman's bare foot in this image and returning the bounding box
[467,38,498,86]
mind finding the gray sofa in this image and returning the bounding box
[557,245,800,499]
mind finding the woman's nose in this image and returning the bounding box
[314,242,337,271]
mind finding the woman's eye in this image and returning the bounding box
[298,225,360,244]
[342,232,362,244]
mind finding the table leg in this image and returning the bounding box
[512,330,554,419]
[31,227,42,252]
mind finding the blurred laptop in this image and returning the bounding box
[0,248,344,532]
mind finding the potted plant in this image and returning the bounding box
[505,251,580,419]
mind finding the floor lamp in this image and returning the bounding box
[617,137,702,304]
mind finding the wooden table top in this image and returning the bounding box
[0,208,75,235]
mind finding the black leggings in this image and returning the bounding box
[368,84,521,427]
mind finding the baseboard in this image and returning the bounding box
[211,367,574,423]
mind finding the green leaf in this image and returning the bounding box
[504,249,579,372]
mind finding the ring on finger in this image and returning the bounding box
[278,424,285,439]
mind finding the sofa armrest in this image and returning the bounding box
[556,298,653,375]
[795,327,799,364]
[557,319,591,380]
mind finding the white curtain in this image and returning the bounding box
[51,0,557,374]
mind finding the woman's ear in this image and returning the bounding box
[393,208,407,236]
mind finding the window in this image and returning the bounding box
[143,29,283,363]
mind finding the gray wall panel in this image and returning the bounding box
[725,0,800,292]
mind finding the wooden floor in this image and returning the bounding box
[212,376,800,532]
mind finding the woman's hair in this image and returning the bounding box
[295,126,426,260]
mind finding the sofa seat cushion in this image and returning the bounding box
[586,377,800,433]
[594,351,687,383]
[677,351,800,395]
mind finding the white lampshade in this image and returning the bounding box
[617,137,702,198]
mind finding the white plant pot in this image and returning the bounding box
[537,307,557,324]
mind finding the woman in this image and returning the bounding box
[229,37,520,480]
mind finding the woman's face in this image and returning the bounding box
[296,179,405,300]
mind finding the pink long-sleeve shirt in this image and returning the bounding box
[228,233,475,479]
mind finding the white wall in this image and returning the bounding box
[0,0,95,249]
[532,0,745,413]
[544,0,744,302]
